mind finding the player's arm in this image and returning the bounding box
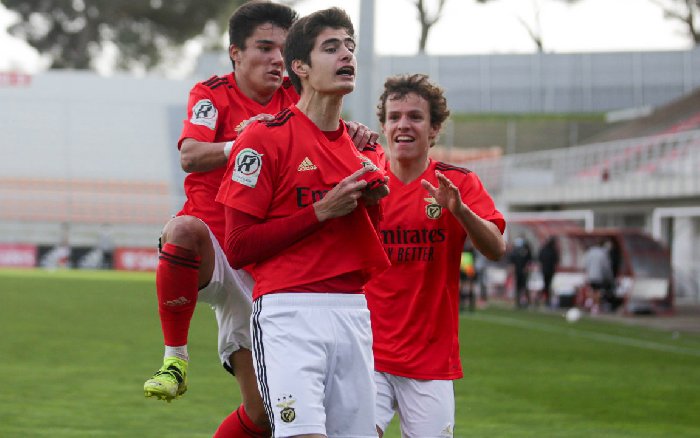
[180,114,275,173]
[224,167,373,268]
[421,171,506,261]
[179,138,232,173]
[225,205,322,269]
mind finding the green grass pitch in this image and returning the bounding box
[1,269,699,437]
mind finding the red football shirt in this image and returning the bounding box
[365,159,505,380]
[177,73,298,247]
[216,105,390,299]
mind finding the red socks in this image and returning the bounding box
[156,243,200,346]
[213,404,269,438]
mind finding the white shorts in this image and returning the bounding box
[251,293,377,438]
[375,371,455,438]
[195,226,255,370]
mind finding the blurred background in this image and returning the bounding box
[1,0,698,312]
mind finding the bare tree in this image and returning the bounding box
[651,0,700,44]
[414,0,448,53]
[477,0,581,53]
[517,0,544,52]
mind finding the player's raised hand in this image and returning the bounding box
[313,166,371,222]
[236,113,275,134]
[421,171,464,215]
[346,121,379,151]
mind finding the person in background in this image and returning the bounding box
[537,236,559,308]
[509,235,533,308]
[583,239,613,314]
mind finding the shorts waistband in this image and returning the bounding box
[256,292,367,309]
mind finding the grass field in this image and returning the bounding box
[1,269,699,438]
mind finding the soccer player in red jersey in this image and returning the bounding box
[217,8,389,438]
[143,2,298,436]
[365,74,507,438]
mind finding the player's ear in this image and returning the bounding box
[229,44,241,64]
[428,123,440,140]
[428,123,440,148]
[291,59,309,80]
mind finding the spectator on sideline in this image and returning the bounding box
[365,74,506,438]
[583,239,613,314]
[217,8,390,437]
[509,235,533,308]
[603,237,623,311]
[537,236,559,307]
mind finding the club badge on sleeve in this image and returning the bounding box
[232,148,264,188]
[190,99,218,130]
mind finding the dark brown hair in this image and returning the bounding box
[377,73,450,130]
[284,7,355,93]
[228,1,297,69]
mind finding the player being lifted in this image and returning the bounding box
[217,7,389,438]
[143,2,298,435]
[365,74,506,437]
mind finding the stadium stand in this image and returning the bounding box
[0,178,172,224]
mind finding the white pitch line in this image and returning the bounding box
[468,313,700,357]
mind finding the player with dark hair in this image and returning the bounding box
[217,7,389,438]
[143,2,296,436]
[366,73,506,437]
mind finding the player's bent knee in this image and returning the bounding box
[162,216,211,251]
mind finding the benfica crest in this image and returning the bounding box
[276,395,296,423]
[424,197,442,219]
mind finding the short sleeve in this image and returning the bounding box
[215,125,276,219]
[178,85,219,148]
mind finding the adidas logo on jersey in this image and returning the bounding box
[297,157,317,171]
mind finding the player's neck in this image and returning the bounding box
[296,90,344,131]
[391,157,430,184]
[234,73,274,106]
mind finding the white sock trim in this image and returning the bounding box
[164,345,189,361]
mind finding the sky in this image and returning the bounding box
[0,0,694,74]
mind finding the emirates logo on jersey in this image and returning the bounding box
[424,197,442,219]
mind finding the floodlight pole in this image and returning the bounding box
[350,0,377,128]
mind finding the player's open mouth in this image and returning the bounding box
[394,135,415,143]
[267,70,282,79]
[336,66,355,78]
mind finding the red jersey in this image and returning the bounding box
[177,73,298,246]
[216,105,390,299]
[365,159,505,380]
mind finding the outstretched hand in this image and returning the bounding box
[421,171,464,215]
[313,166,371,222]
